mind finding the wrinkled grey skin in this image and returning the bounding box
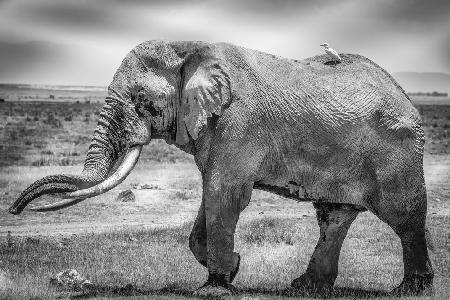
[10,41,433,297]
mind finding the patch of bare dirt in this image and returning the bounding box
[1,155,448,238]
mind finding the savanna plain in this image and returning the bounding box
[0,88,449,300]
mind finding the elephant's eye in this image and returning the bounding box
[137,90,145,100]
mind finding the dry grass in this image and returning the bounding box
[1,214,449,299]
[1,101,449,168]
[416,104,450,154]
[0,101,192,167]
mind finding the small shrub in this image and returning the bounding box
[34,143,45,149]
[32,156,51,166]
[40,150,54,155]
[9,130,18,141]
[172,190,191,201]
[64,115,73,121]
[24,140,32,146]
[44,113,62,128]
[59,157,73,166]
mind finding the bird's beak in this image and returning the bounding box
[320,44,325,46]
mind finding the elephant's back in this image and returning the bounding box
[196,42,423,154]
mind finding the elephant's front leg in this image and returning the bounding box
[193,175,252,298]
[189,199,241,280]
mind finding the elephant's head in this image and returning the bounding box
[9,41,231,214]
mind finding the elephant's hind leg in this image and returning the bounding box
[291,203,359,292]
[375,186,433,296]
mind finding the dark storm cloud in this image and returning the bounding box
[0,40,70,82]
[110,0,203,6]
[444,35,450,68]
[217,0,322,15]
[0,0,449,84]
[378,0,450,23]
[14,1,119,31]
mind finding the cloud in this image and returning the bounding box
[0,40,117,85]
[3,0,123,33]
[375,0,450,24]
[0,40,69,83]
[0,0,449,85]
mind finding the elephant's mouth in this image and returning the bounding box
[9,145,143,214]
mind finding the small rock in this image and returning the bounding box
[435,198,441,202]
[128,236,138,242]
[50,269,92,289]
[258,212,264,215]
[139,183,159,190]
[116,190,135,202]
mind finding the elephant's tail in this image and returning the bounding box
[425,226,434,251]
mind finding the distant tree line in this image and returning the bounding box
[407,91,448,97]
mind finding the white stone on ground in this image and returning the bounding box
[50,269,92,289]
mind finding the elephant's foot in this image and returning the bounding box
[193,274,237,298]
[390,274,433,296]
[291,273,334,294]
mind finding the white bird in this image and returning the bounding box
[320,43,341,64]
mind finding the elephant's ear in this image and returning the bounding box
[176,48,231,145]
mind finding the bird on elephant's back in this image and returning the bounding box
[10,40,433,298]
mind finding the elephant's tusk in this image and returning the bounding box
[30,145,142,212]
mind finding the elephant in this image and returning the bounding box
[9,40,433,297]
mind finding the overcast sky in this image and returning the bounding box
[0,0,449,85]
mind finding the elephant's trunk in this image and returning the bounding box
[9,174,87,214]
[9,98,143,214]
[28,145,142,212]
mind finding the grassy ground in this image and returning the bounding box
[0,101,192,167]
[1,214,449,299]
[1,96,449,299]
[1,98,449,167]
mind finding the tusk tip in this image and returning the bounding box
[29,206,47,212]
[9,207,22,215]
